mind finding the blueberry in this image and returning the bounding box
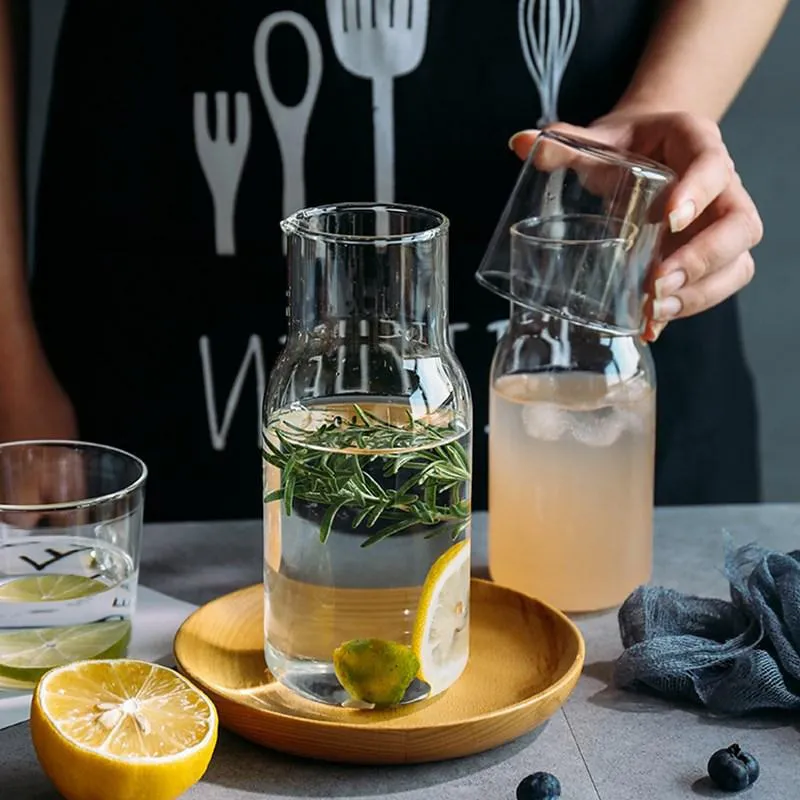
[707,743,760,792]
[516,771,561,800]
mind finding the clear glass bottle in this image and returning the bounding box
[488,305,656,613]
[263,203,472,708]
[476,131,674,613]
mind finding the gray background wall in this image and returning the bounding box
[21,1,800,503]
[723,1,800,501]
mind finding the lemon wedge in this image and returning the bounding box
[31,659,218,800]
[333,638,420,707]
[411,539,470,695]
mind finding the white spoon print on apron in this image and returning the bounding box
[254,11,323,238]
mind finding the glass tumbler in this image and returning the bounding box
[477,129,675,333]
[263,203,473,709]
[476,131,675,613]
[0,440,147,689]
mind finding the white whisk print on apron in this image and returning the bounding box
[517,0,581,125]
[518,0,581,229]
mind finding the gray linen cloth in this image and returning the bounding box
[614,539,800,713]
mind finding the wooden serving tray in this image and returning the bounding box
[173,579,584,765]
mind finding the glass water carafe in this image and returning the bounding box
[263,203,473,708]
[489,307,656,612]
[477,132,674,613]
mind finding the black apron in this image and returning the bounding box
[27,1,760,521]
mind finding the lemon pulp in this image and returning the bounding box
[411,538,470,695]
[31,659,218,800]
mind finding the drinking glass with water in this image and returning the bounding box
[0,441,146,688]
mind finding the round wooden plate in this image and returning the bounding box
[173,579,585,765]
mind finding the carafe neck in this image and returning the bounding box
[282,204,451,350]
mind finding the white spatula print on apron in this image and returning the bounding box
[255,11,323,231]
[326,0,430,203]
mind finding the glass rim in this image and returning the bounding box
[509,214,639,249]
[280,202,450,246]
[473,268,644,336]
[0,439,148,513]
[535,130,677,184]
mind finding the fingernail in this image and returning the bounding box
[508,131,525,151]
[650,321,668,342]
[508,129,539,152]
[669,200,696,233]
[654,269,687,300]
[652,296,683,320]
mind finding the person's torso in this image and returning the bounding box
[28,0,661,520]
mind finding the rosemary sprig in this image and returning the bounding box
[263,405,470,547]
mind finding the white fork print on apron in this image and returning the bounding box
[193,92,252,256]
[194,11,323,257]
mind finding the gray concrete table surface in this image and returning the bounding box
[4,505,800,799]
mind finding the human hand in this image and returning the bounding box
[509,111,763,341]
[0,363,84,526]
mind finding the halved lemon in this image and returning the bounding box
[411,539,471,695]
[31,659,218,800]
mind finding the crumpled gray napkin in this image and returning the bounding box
[614,539,800,713]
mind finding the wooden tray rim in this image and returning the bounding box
[173,578,586,733]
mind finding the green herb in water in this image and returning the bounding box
[262,404,470,547]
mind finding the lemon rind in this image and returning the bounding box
[411,539,470,690]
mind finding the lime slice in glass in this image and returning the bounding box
[0,620,132,687]
[0,575,108,602]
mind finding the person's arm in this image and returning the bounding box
[0,0,76,437]
[512,0,786,337]
[0,0,41,384]
[614,0,790,121]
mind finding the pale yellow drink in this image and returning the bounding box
[488,372,655,612]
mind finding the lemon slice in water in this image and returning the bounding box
[31,658,218,800]
[412,539,470,694]
[0,574,107,602]
[0,620,131,687]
